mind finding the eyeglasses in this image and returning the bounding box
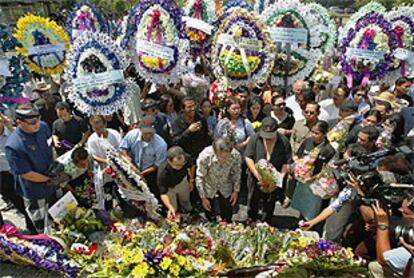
[275,102,286,108]
[22,117,40,125]
[355,93,366,98]
[304,111,316,115]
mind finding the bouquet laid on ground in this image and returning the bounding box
[293,148,319,184]
[183,0,221,55]
[255,159,280,193]
[327,114,356,152]
[65,0,108,41]
[65,31,133,116]
[261,232,368,277]
[310,167,339,200]
[339,2,398,87]
[14,15,70,75]
[0,24,29,106]
[211,8,275,87]
[132,0,190,85]
[260,0,322,87]
[0,224,79,278]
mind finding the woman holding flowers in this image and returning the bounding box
[291,120,336,222]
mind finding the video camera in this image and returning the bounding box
[333,145,414,209]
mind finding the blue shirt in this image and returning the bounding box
[384,247,412,276]
[120,129,167,171]
[5,121,58,200]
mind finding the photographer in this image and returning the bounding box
[368,196,414,278]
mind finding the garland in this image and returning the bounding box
[222,0,253,18]
[106,147,161,221]
[339,3,398,87]
[0,24,29,106]
[261,0,322,86]
[307,3,336,52]
[14,15,70,75]
[65,0,108,41]
[211,8,275,87]
[133,0,190,85]
[183,0,221,55]
[65,31,132,116]
[386,6,414,83]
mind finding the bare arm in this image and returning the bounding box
[21,171,50,183]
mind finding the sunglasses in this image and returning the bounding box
[275,102,286,107]
[304,111,316,115]
[22,117,40,125]
[355,93,366,98]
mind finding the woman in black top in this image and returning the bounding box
[291,120,336,221]
[246,96,266,127]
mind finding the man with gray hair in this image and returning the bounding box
[286,80,307,120]
[196,138,241,222]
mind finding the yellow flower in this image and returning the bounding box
[184,261,192,272]
[252,121,262,130]
[141,55,168,70]
[169,264,180,277]
[176,255,186,266]
[65,202,76,211]
[159,257,173,270]
[232,26,243,38]
[149,267,155,275]
[131,262,149,277]
[346,247,354,259]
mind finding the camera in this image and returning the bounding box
[395,225,414,245]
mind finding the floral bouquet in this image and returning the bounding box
[65,31,133,116]
[14,15,70,75]
[106,146,161,220]
[339,2,398,87]
[0,24,29,106]
[0,225,79,278]
[183,0,221,55]
[376,122,395,150]
[133,0,190,85]
[293,148,319,184]
[310,167,339,200]
[73,178,97,209]
[386,6,414,83]
[65,0,108,41]
[261,1,322,87]
[327,114,356,152]
[310,64,335,86]
[211,8,275,87]
[209,77,232,109]
[269,237,367,277]
[255,159,280,193]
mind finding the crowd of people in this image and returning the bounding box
[1,11,414,278]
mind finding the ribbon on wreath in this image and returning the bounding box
[394,25,406,77]
[191,0,206,52]
[77,11,96,32]
[360,28,376,86]
[0,224,54,241]
[144,9,165,72]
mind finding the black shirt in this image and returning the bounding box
[34,94,61,129]
[157,157,193,195]
[297,137,336,175]
[245,132,292,171]
[172,113,212,158]
[52,115,89,154]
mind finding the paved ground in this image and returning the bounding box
[0,197,301,277]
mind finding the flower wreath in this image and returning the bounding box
[254,0,270,15]
[211,8,275,87]
[386,6,414,82]
[307,3,336,52]
[261,0,322,86]
[133,0,189,85]
[339,2,398,87]
[222,0,253,18]
[0,24,29,106]
[65,0,108,41]
[65,32,132,116]
[106,147,161,221]
[14,15,70,75]
[183,0,221,56]
[208,77,232,109]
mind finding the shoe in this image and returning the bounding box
[232,205,248,222]
[0,201,13,212]
[282,197,291,209]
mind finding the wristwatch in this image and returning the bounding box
[377,224,390,231]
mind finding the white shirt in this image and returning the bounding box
[123,82,143,126]
[0,128,11,172]
[87,129,122,160]
[319,98,339,121]
[286,95,330,121]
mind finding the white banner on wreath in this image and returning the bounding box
[136,40,175,61]
[394,48,414,64]
[217,34,263,51]
[183,16,214,35]
[269,27,308,44]
[346,48,385,61]
[27,43,66,55]
[73,70,124,91]
[0,58,11,77]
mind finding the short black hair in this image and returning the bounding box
[336,84,351,98]
[347,143,368,158]
[363,109,382,123]
[55,101,71,112]
[395,77,409,87]
[181,96,196,108]
[359,126,380,142]
[351,85,368,96]
[314,120,329,134]
[305,101,320,112]
[302,88,316,103]
[71,147,89,163]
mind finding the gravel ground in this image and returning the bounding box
[0,196,301,277]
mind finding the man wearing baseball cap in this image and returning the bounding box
[5,103,62,234]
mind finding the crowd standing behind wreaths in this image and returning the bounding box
[1,2,414,278]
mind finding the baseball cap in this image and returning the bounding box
[260,117,278,139]
[138,116,156,133]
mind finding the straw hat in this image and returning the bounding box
[373,91,398,108]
